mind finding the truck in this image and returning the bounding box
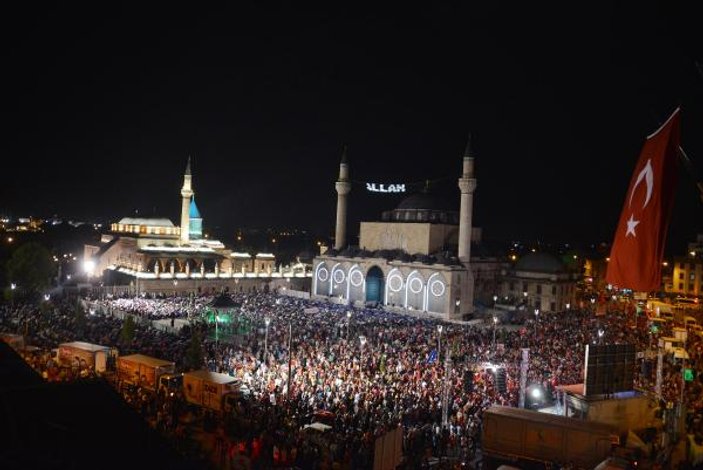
[182,369,241,411]
[56,341,117,373]
[482,406,618,469]
[117,354,176,391]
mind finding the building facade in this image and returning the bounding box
[499,252,578,313]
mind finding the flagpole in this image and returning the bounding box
[677,146,703,202]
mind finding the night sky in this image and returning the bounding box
[3,3,703,251]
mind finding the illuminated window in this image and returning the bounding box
[680,272,685,280]
[691,273,696,281]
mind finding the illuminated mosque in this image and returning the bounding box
[312,140,480,320]
[84,159,306,294]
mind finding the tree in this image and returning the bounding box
[5,242,54,299]
[184,331,204,371]
[120,315,136,347]
[74,300,87,335]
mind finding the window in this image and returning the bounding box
[680,272,685,280]
[536,285,542,295]
[509,282,515,291]
[522,283,527,292]
[550,302,556,311]
[551,286,556,295]
[691,273,696,281]
[679,283,684,290]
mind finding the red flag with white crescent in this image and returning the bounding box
[605,108,681,292]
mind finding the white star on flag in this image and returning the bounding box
[626,214,640,237]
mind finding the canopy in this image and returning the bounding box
[208,294,240,309]
[304,422,332,432]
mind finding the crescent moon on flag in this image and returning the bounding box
[628,159,653,210]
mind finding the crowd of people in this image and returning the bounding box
[3,290,703,468]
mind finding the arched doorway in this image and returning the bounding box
[366,266,384,303]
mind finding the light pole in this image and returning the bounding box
[215,314,219,347]
[492,316,498,353]
[493,295,498,309]
[597,328,604,345]
[10,283,16,308]
[286,322,293,406]
[437,324,443,362]
[565,303,570,312]
[534,309,539,336]
[264,317,271,364]
[359,335,367,377]
[346,311,352,342]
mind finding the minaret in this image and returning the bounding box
[458,135,477,263]
[334,145,351,250]
[180,156,194,244]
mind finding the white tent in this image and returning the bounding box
[304,422,332,432]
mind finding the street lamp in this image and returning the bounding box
[264,317,271,364]
[492,316,498,352]
[346,311,352,342]
[359,335,367,377]
[565,303,570,311]
[534,309,539,336]
[493,295,498,309]
[597,328,604,344]
[437,324,443,361]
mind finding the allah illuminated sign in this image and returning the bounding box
[366,183,406,193]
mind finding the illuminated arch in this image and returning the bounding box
[347,264,363,300]
[404,270,425,309]
[329,263,342,296]
[313,262,328,296]
[425,272,447,312]
[385,268,403,306]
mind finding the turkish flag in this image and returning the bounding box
[605,108,681,292]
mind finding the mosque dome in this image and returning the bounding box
[514,253,567,273]
[117,217,174,227]
[396,193,447,211]
[189,197,202,219]
[382,190,458,224]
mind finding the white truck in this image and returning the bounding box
[117,354,176,391]
[183,369,241,411]
[56,341,116,373]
